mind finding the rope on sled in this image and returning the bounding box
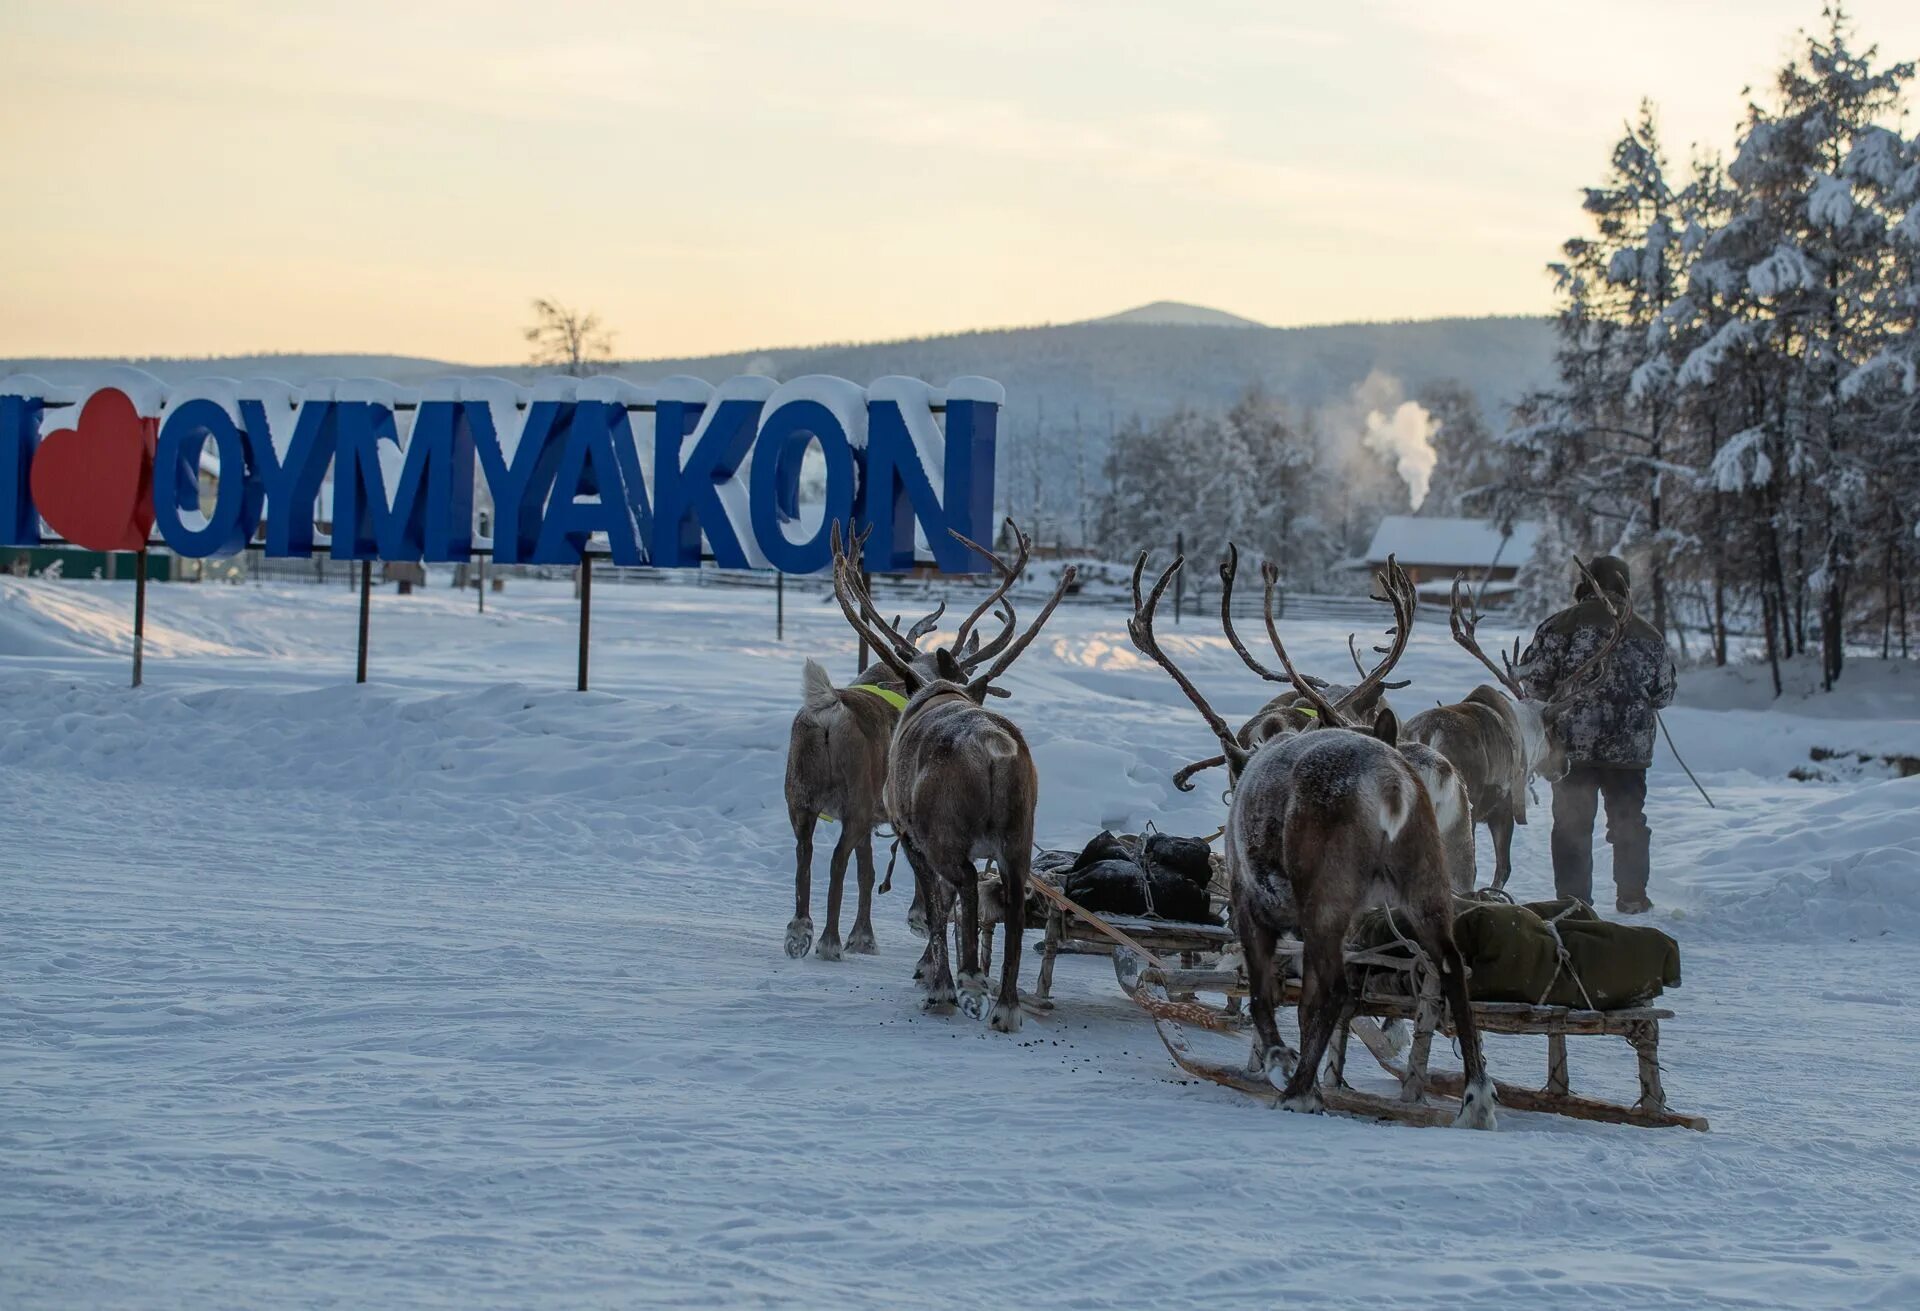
[1533,899,1600,1011]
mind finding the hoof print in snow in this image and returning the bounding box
[784,918,814,959]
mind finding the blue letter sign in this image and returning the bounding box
[0,370,1003,574]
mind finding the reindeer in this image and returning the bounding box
[1169,548,1475,893]
[785,527,1014,960]
[1168,553,1406,794]
[1402,570,1633,891]
[827,520,1076,1032]
[1126,548,1497,1127]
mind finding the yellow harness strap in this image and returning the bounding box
[848,683,910,712]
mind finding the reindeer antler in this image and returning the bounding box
[829,523,922,690]
[1447,573,1529,700]
[958,600,1017,671]
[965,552,1075,699]
[1218,544,1292,686]
[1540,556,1635,724]
[1347,634,1412,693]
[949,518,1029,652]
[1332,555,1415,719]
[901,599,947,647]
[1128,553,1248,773]
[1171,753,1229,792]
[1259,561,1349,725]
[834,521,908,653]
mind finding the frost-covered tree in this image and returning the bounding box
[1096,389,1346,589]
[1500,7,1919,689]
[1681,7,1913,686]
[1505,101,1690,638]
[1416,380,1500,518]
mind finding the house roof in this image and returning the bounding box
[1362,516,1541,570]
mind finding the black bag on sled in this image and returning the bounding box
[1351,899,1680,1010]
[1061,859,1217,925]
[1049,830,1221,925]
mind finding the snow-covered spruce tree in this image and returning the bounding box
[1837,114,1920,659]
[1664,151,1746,667]
[1504,102,1692,641]
[1678,8,1913,687]
[1504,7,1918,688]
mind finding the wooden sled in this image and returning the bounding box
[1027,872,1238,1011]
[1032,873,1708,1132]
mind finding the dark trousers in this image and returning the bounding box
[1550,766,1650,902]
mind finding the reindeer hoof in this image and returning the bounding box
[1454,1078,1499,1131]
[921,986,958,1014]
[989,996,1024,1033]
[1249,1044,1296,1085]
[816,930,842,962]
[784,917,814,959]
[845,924,877,955]
[1280,1088,1326,1115]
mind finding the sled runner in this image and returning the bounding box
[1117,947,1707,1131]
[1029,872,1708,1131]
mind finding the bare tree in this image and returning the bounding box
[524,298,614,376]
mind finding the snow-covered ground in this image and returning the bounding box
[3,573,1917,1308]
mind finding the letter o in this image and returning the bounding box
[153,399,263,557]
[749,399,855,573]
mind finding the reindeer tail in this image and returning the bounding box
[800,659,841,714]
[1373,772,1414,842]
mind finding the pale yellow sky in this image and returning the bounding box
[2,0,1916,362]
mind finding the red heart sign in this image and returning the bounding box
[29,387,157,552]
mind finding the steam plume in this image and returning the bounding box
[1363,400,1439,511]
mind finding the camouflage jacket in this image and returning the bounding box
[1516,598,1676,770]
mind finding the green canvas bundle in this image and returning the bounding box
[1350,897,1681,1011]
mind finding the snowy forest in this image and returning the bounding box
[1493,8,1920,690]
[1091,9,1920,693]
[1089,377,1495,593]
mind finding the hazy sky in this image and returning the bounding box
[3,0,1917,363]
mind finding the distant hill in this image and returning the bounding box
[4,314,1556,537]
[1082,300,1266,328]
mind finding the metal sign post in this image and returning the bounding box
[577,554,593,692]
[131,547,147,688]
[356,560,372,683]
